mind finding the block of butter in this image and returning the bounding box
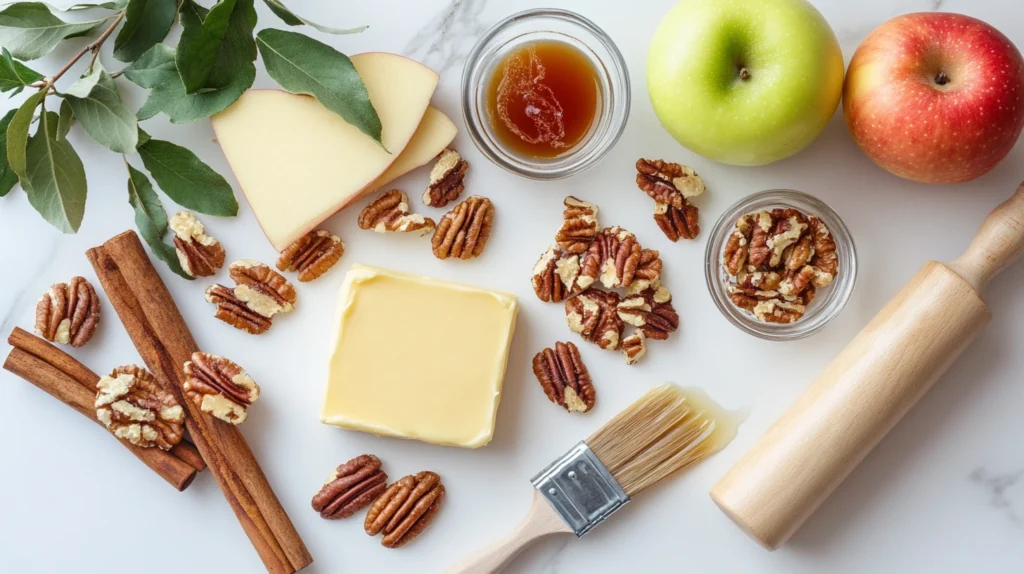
[322,265,519,448]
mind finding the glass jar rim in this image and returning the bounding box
[461,8,630,180]
[704,189,858,341]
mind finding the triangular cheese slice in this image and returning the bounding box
[212,53,439,250]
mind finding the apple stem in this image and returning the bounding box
[935,72,950,85]
[739,67,751,81]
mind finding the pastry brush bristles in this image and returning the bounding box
[587,384,736,497]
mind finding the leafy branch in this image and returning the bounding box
[0,0,380,278]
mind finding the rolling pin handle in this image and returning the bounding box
[949,182,1024,292]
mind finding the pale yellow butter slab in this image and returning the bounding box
[321,265,519,448]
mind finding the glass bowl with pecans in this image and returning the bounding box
[705,190,857,341]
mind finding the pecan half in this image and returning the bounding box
[653,200,699,241]
[34,276,100,347]
[95,365,184,450]
[229,260,296,317]
[365,471,445,548]
[617,282,679,340]
[312,455,388,520]
[183,352,260,425]
[629,248,663,292]
[579,227,642,290]
[205,284,272,335]
[276,229,345,282]
[359,189,436,234]
[809,216,838,287]
[622,331,646,365]
[423,149,468,208]
[636,158,706,207]
[431,196,494,260]
[532,246,582,303]
[532,341,595,413]
[169,211,225,278]
[555,196,600,254]
[565,289,623,350]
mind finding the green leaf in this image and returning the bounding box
[262,0,366,35]
[135,124,149,146]
[65,1,128,9]
[0,108,19,196]
[0,47,43,94]
[112,0,175,63]
[0,3,108,60]
[138,138,237,216]
[125,160,192,279]
[23,110,88,232]
[56,96,72,140]
[64,65,137,152]
[121,42,175,88]
[176,0,256,94]
[7,89,43,179]
[256,28,383,146]
[136,61,252,123]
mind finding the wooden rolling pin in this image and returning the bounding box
[711,182,1024,550]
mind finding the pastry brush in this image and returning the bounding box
[447,384,739,574]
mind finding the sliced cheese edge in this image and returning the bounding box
[211,52,439,250]
[363,107,457,195]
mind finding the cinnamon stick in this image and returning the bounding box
[87,231,312,574]
[7,327,207,474]
[3,336,197,491]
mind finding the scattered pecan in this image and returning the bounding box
[229,260,296,318]
[579,227,642,290]
[359,190,436,234]
[312,455,388,520]
[532,341,595,413]
[653,200,700,241]
[532,246,581,303]
[431,196,494,260]
[636,158,706,207]
[34,276,100,347]
[722,209,838,324]
[555,196,600,254]
[629,248,663,292]
[621,331,646,365]
[365,471,445,548]
[205,284,273,335]
[95,365,184,450]
[423,149,468,208]
[276,229,345,282]
[617,282,679,340]
[169,211,225,278]
[183,352,260,425]
[565,289,623,350]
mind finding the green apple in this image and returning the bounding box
[647,0,844,166]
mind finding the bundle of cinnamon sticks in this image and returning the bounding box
[4,230,313,573]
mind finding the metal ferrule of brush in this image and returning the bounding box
[531,441,629,537]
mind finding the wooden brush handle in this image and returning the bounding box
[949,182,1024,290]
[446,491,572,574]
[711,182,1024,551]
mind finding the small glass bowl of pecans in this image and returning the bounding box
[705,189,857,340]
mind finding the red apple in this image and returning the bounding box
[844,13,1024,183]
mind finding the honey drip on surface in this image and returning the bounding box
[486,41,600,159]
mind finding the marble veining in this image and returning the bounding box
[404,0,491,74]
[970,468,1023,526]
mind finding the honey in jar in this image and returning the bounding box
[485,40,601,159]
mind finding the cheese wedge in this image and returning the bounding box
[321,265,519,448]
[364,106,457,194]
[212,53,439,250]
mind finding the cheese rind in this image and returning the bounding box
[211,53,439,250]
[321,265,518,448]
[365,107,457,194]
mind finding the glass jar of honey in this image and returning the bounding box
[463,9,630,180]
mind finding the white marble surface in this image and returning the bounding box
[2,0,1023,572]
